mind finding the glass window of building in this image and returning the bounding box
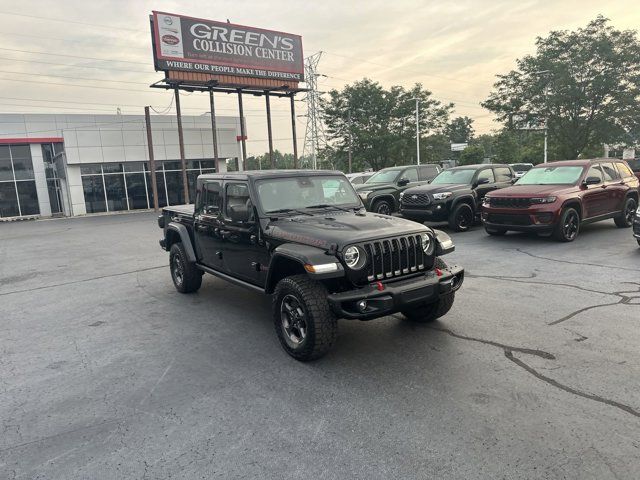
[0,144,40,218]
[80,159,221,214]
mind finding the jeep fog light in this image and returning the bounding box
[357,300,367,312]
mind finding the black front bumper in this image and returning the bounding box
[327,265,464,320]
[400,205,449,222]
[633,217,640,239]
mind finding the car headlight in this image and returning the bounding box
[482,197,491,206]
[530,196,557,204]
[343,246,367,270]
[432,192,452,200]
[419,233,435,255]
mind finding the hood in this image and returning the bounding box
[404,183,470,195]
[354,182,395,192]
[486,184,576,197]
[264,211,427,251]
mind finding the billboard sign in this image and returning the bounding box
[450,143,468,152]
[151,11,304,82]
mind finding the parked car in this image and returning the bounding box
[158,169,463,361]
[626,158,640,182]
[481,159,640,242]
[399,164,516,231]
[345,171,374,185]
[509,163,534,178]
[354,164,441,214]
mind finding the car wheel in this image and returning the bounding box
[273,275,337,361]
[448,203,474,232]
[614,197,637,228]
[485,227,507,236]
[553,207,580,242]
[372,199,393,215]
[170,242,202,293]
[402,292,455,323]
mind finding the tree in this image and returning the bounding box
[482,16,640,160]
[446,116,475,143]
[458,145,485,165]
[323,79,452,171]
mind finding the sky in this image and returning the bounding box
[0,0,639,157]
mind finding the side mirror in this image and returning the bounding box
[397,178,410,186]
[510,178,517,184]
[476,177,490,186]
[583,176,602,186]
[228,204,251,223]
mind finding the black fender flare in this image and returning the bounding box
[265,243,344,293]
[451,194,476,214]
[166,222,197,263]
[369,193,397,211]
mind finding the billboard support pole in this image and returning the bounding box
[290,95,298,169]
[174,86,189,203]
[237,89,247,171]
[144,106,159,212]
[265,91,275,169]
[208,88,220,172]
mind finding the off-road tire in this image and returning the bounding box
[485,226,507,236]
[273,275,337,361]
[448,203,474,232]
[402,292,456,323]
[169,242,202,293]
[614,197,637,228]
[372,199,393,215]
[553,207,580,242]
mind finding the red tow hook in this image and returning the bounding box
[435,268,443,277]
[375,281,385,291]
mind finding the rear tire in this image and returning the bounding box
[614,197,637,228]
[448,203,474,232]
[553,207,580,242]
[273,275,337,361]
[485,227,506,236]
[170,242,202,293]
[402,293,456,323]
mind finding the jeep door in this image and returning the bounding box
[194,180,224,269]
[220,181,265,285]
[581,164,607,218]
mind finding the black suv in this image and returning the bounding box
[158,170,463,361]
[354,164,441,214]
[399,164,515,231]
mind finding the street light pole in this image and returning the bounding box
[347,108,353,173]
[544,122,548,163]
[414,98,420,165]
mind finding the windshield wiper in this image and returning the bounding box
[266,208,313,217]
[306,204,359,212]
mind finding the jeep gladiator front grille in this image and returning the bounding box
[362,234,427,282]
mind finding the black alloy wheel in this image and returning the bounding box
[554,208,580,242]
[449,203,474,232]
[614,197,637,228]
[280,294,308,349]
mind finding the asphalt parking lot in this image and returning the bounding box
[1,212,639,479]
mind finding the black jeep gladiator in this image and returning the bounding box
[158,170,464,361]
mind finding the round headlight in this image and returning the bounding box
[420,233,435,255]
[344,246,366,270]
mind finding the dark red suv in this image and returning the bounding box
[481,159,640,242]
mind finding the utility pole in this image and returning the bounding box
[347,108,352,173]
[302,52,327,169]
[415,98,420,165]
[543,121,548,163]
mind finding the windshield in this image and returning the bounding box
[365,169,401,184]
[431,169,476,185]
[516,166,584,185]
[256,175,360,213]
[511,164,533,173]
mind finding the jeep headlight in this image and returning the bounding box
[344,245,366,270]
[529,196,557,204]
[432,192,452,200]
[420,233,435,256]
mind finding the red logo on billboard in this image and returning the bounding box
[162,35,180,46]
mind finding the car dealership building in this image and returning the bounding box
[0,113,243,219]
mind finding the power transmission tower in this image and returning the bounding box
[302,52,328,169]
